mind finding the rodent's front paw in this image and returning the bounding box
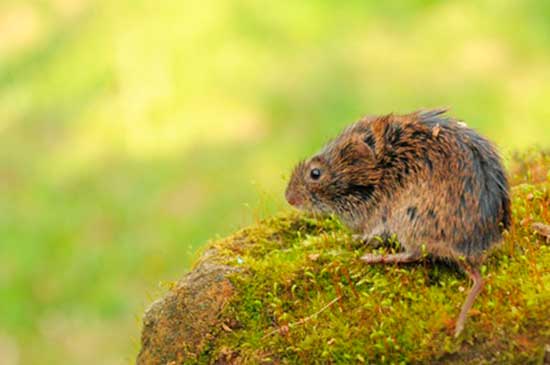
[352,233,367,243]
[360,253,384,264]
[353,234,385,248]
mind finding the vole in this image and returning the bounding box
[285,109,511,337]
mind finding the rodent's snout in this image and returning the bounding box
[285,189,303,207]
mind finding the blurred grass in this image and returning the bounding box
[0,0,549,364]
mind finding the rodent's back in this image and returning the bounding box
[448,120,510,256]
[385,110,511,259]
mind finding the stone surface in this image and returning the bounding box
[136,250,239,365]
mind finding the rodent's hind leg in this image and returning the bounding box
[361,251,420,264]
[454,262,484,338]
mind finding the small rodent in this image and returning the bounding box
[285,109,511,337]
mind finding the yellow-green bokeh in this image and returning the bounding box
[1,0,549,363]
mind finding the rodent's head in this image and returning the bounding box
[285,115,392,217]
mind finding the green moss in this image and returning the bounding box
[191,152,550,364]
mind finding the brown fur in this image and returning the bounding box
[285,109,511,336]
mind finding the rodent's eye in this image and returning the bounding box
[310,168,322,180]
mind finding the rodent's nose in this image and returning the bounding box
[285,191,303,207]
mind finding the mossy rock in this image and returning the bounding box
[137,151,550,364]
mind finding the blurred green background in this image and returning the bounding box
[1,0,550,363]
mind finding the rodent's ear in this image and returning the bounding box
[370,115,405,152]
[354,130,377,158]
[363,133,376,152]
[369,115,394,153]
